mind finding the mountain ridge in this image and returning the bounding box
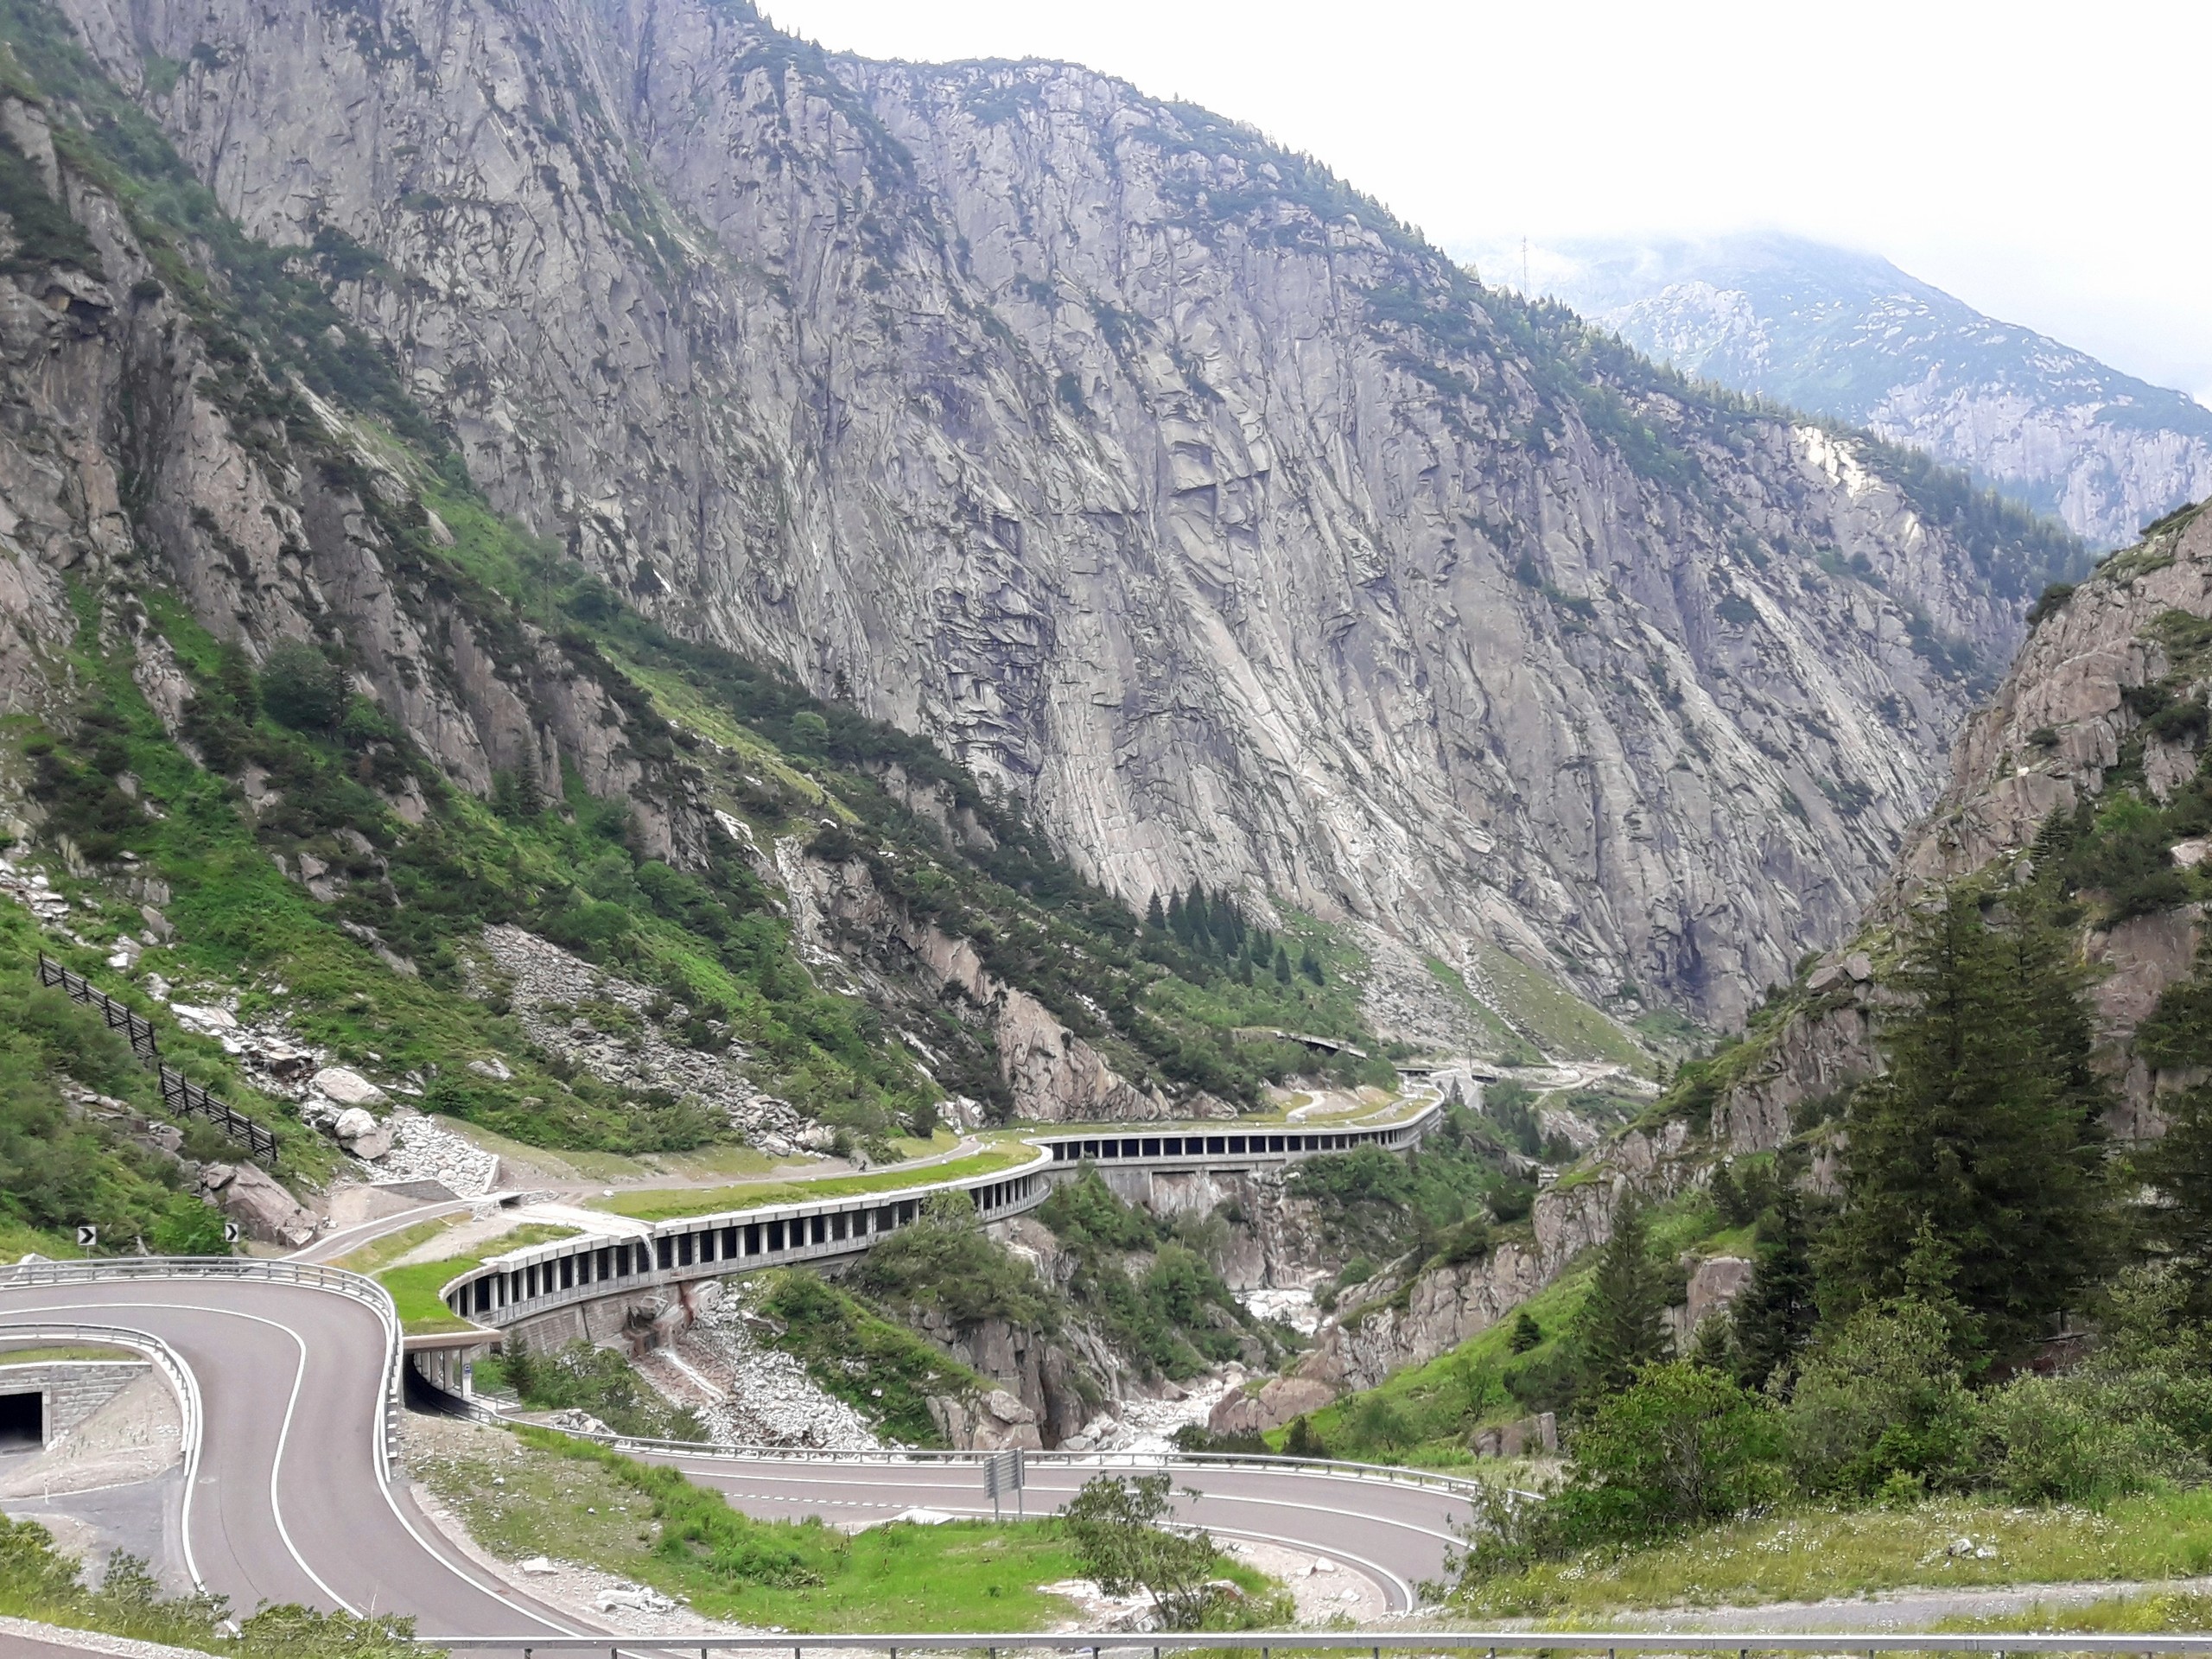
[1475,230,2212,550]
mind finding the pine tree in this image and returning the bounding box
[1166,892,1188,944]
[1300,943,1324,984]
[512,750,544,819]
[1185,885,1211,951]
[216,641,260,721]
[1146,893,1167,932]
[2133,948,2212,1309]
[1818,891,2112,1355]
[1569,1196,1672,1401]
[1273,944,1293,985]
[1729,1184,1818,1390]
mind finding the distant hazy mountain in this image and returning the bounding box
[1462,232,2212,550]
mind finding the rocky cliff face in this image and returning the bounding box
[32,0,2082,1028]
[1495,233,2212,552]
[1713,503,2212,1147]
[1294,1117,1703,1394]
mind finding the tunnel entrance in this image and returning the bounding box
[0,1391,41,1451]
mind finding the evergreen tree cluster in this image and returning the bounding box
[1452,876,2212,1594]
[1146,884,1322,988]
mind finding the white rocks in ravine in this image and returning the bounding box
[1239,1283,1323,1337]
[1079,1366,1245,1455]
[636,1282,883,1450]
[470,924,810,1153]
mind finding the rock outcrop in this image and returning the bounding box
[1294,1116,1702,1394]
[194,1162,315,1246]
[35,0,2082,1027]
[1714,504,2212,1147]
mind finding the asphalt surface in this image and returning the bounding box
[0,1269,1475,1654]
[661,1455,1466,1608]
[0,1277,578,1656]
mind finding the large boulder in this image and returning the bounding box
[1209,1375,1335,1437]
[928,1388,1043,1451]
[310,1067,385,1107]
[196,1162,316,1247]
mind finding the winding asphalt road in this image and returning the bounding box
[0,1265,1472,1654]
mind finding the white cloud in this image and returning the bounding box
[765,0,2212,404]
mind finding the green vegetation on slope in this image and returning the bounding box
[1461,1486,2212,1618]
[0,906,233,1255]
[1035,1168,1291,1381]
[1288,1103,1537,1311]
[1433,850,2212,1614]
[476,1340,706,1441]
[0,1514,426,1656]
[748,1268,991,1445]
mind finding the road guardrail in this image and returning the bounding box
[409,1633,2212,1656]
[1,1255,406,1475]
[411,1373,1494,1502]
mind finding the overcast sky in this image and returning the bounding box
[764,0,2211,405]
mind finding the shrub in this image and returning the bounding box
[1980,1370,2206,1503]
[1783,1299,1979,1497]
[1552,1362,1780,1546]
[852,1191,1053,1328]
[258,639,347,731]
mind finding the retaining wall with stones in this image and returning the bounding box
[0,1361,152,1445]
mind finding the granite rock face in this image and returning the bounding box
[35,0,2076,1026]
[1716,505,2212,1146]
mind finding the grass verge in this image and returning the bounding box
[377,1223,580,1332]
[1464,1489,2212,1618]
[590,1147,1033,1221]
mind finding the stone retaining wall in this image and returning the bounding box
[0,1360,151,1445]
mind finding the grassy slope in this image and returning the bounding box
[375,1224,581,1332]
[1470,1489,2212,1618]
[1294,1186,1735,1465]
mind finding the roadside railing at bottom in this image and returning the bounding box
[405,1634,2212,1657]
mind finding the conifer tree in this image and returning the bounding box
[2133,949,2212,1309]
[1729,1184,1818,1390]
[1146,893,1167,932]
[1819,891,2111,1355]
[511,751,544,819]
[1166,892,1187,944]
[1569,1196,1671,1401]
[1273,944,1293,985]
[1185,885,1211,950]
[1300,943,1324,984]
